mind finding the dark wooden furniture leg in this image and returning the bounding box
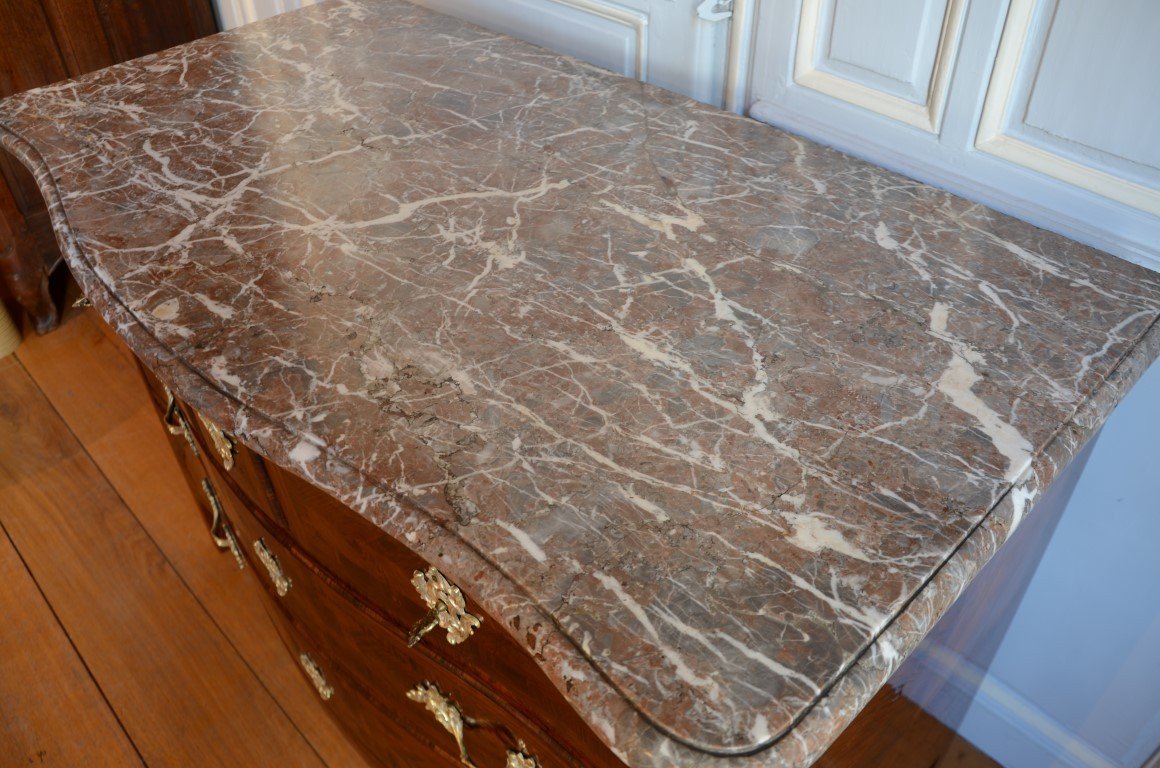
[0,0,219,335]
[0,195,57,334]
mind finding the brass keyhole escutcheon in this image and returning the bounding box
[407,567,482,647]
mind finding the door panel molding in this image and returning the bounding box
[547,0,650,79]
[975,0,1160,216]
[749,94,1160,271]
[748,0,1160,270]
[215,0,647,81]
[412,0,648,79]
[216,0,318,29]
[793,0,968,132]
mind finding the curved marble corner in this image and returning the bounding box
[1,2,1158,763]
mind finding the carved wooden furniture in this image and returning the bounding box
[2,1,1158,764]
[0,0,217,333]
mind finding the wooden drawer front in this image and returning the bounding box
[274,550,570,768]
[262,458,622,767]
[186,409,287,529]
[138,365,216,531]
[215,477,577,768]
[266,467,597,727]
[171,392,547,726]
[268,467,477,640]
[265,613,463,768]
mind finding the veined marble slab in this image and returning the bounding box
[1,1,1157,764]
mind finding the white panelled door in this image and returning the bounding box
[748,0,1160,270]
[214,0,320,31]
[212,0,733,106]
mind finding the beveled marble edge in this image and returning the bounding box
[6,112,1157,767]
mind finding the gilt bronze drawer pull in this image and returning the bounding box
[407,682,475,766]
[163,387,199,457]
[197,413,236,470]
[407,682,542,767]
[298,653,334,701]
[505,744,541,768]
[253,538,291,596]
[408,567,482,647]
[200,479,245,570]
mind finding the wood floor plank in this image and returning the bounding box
[0,354,329,767]
[936,735,1002,768]
[816,684,1000,768]
[14,306,374,768]
[0,508,143,767]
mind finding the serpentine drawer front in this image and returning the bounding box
[144,358,583,766]
[3,0,1160,763]
[187,398,621,767]
[187,405,286,524]
[271,618,463,768]
[219,476,564,768]
[262,461,601,723]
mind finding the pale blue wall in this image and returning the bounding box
[939,359,1160,767]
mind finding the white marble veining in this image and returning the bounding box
[1,1,1157,764]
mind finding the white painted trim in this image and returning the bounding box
[975,0,1160,216]
[545,0,650,80]
[748,97,1160,272]
[213,0,317,28]
[909,642,1121,768]
[792,0,968,133]
[724,0,757,113]
[211,0,646,78]
[214,0,254,28]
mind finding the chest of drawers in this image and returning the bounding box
[3,0,1159,763]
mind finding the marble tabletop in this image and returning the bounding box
[2,1,1158,764]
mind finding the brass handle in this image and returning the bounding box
[253,538,291,596]
[197,413,236,470]
[407,682,476,766]
[298,653,334,701]
[506,745,541,768]
[200,479,245,570]
[406,683,542,768]
[408,567,482,647]
[163,388,200,457]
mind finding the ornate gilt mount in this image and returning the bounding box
[253,538,292,596]
[201,479,245,570]
[408,567,482,647]
[406,682,543,767]
[506,743,541,768]
[406,682,476,766]
[298,653,334,701]
[197,413,236,470]
[163,387,199,457]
